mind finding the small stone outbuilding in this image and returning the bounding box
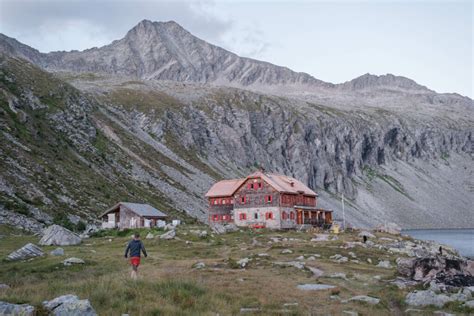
[100,202,167,229]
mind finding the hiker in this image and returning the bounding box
[439,246,443,256]
[124,232,147,280]
[362,235,368,244]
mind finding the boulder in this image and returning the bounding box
[306,266,324,278]
[281,249,293,254]
[358,231,376,239]
[396,257,416,277]
[330,272,348,280]
[39,225,82,246]
[50,247,64,256]
[193,262,206,269]
[43,294,96,316]
[464,300,474,308]
[273,261,305,270]
[237,258,250,268]
[347,295,380,305]
[405,290,454,307]
[297,284,336,291]
[7,243,44,261]
[330,254,348,263]
[159,230,176,240]
[0,301,35,315]
[311,234,330,242]
[145,233,154,239]
[210,223,238,234]
[375,222,401,235]
[0,284,9,290]
[63,257,85,266]
[376,260,392,269]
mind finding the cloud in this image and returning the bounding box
[0,0,235,52]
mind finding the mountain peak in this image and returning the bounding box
[341,73,430,92]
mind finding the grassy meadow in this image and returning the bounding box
[0,225,470,315]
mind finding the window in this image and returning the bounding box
[258,182,263,189]
[212,215,219,221]
[240,196,246,204]
[266,195,272,203]
[248,183,253,189]
[282,211,287,220]
[214,199,218,205]
[290,212,295,220]
[254,212,259,220]
[222,199,226,205]
[266,212,273,220]
[239,213,247,220]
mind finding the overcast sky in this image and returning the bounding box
[0,0,472,97]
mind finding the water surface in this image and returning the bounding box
[403,228,474,258]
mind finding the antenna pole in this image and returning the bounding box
[342,192,345,230]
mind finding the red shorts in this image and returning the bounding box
[130,257,140,266]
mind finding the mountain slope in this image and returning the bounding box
[0,20,473,231]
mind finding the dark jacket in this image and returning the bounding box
[124,239,147,258]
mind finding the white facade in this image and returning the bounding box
[233,207,298,229]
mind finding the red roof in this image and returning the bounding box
[245,171,317,196]
[205,178,245,197]
[205,171,317,198]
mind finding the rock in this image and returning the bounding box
[306,266,324,278]
[330,272,348,280]
[399,256,473,285]
[39,225,82,246]
[433,311,455,316]
[273,261,305,270]
[198,230,207,238]
[240,307,261,313]
[145,232,154,239]
[343,311,358,316]
[281,249,293,254]
[375,222,401,235]
[376,260,392,269]
[367,258,372,264]
[391,278,418,289]
[347,295,380,305]
[257,253,269,257]
[43,294,97,316]
[296,255,305,261]
[396,257,416,277]
[164,223,176,231]
[210,223,238,234]
[50,247,64,256]
[348,252,357,258]
[156,220,166,228]
[358,231,376,239]
[0,284,9,290]
[159,230,176,240]
[405,290,454,307]
[330,254,348,263]
[193,262,206,269]
[237,258,250,268]
[63,257,85,266]
[0,301,35,315]
[464,300,474,308]
[7,243,44,261]
[311,234,330,242]
[297,284,336,291]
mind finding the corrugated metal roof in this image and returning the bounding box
[101,202,168,218]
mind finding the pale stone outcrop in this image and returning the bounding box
[39,225,81,246]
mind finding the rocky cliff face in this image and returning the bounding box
[0,20,473,231]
